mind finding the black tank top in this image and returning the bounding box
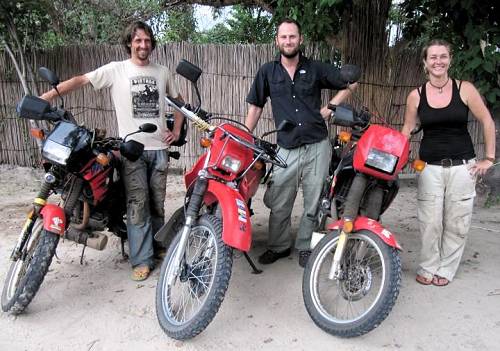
[417,79,475,162]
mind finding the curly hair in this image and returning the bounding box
[122,21,157,55]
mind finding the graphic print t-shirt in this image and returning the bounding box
[85,60,179,150]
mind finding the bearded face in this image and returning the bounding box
[275,22,303,59]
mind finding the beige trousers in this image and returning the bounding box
[416,160,476,281]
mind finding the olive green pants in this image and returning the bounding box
[263,138,331,252]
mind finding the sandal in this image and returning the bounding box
[432,275,449,287]
[131,264,150,281]
[416,274,433,285]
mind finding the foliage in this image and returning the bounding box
[399,0,500,109]
[1,0,167,50]
[272,0,346,42]
[195,5,273,44]
[157,5,198,43]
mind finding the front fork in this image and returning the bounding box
[11,178,53,261]
[328,172,367,280]
[329,230,348,280]
[168,174,209,286]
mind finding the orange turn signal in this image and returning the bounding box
[252,160,265,171]
[339,131,352,143]
[412,159,426,172]
[343,219,354,233]
[200,137,212,148]
[96,153,110,166]
[30,128,44,140]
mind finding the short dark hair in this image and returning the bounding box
[276,18,302,36]
[122,21,157,55]
[421,39,452,61]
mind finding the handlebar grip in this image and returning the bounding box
[327,103,337,111]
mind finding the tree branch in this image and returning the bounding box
[161,0,276,13]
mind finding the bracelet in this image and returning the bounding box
[485,157,495,163]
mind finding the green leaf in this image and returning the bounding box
[482,60,495,74]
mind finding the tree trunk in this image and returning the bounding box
[484,109,500,204]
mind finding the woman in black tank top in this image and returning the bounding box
[401,39,495,287]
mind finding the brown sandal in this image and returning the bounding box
[416,274,432,285]
[432,275,449,286]
[131,264,150,281]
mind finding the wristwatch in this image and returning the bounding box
[485,156,495,163]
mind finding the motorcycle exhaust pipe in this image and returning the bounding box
[65,227,108,250]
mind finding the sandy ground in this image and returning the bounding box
[0,164,499,351]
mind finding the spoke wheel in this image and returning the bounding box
[303,230,401,337]
[156,214,233,340]
[1,219,60,314]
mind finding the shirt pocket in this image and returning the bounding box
[296,75,315,96]
[270,77,286,97]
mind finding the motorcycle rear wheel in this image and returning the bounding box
[156,214,233,340]
[1,218,59,315]
[302,229,401,337]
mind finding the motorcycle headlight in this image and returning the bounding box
[221,156,242,173]
[42,139,72,165]
[365,148,398,174]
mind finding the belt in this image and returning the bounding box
[427,159,469,167]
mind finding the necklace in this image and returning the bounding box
[428,78,449,94]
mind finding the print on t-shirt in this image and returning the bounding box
[131,76,160,119]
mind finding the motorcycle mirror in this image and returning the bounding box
[39,67,60,87]
[176,59,202,83]
[139,123,157,133]
[339,64,361,84]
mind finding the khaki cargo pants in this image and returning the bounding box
[417,160,476,281]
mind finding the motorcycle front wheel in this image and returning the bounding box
[1,218,59,314]
[156,214,233,340]
[302,229,401,337]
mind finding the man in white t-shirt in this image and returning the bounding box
[40,21,184,281]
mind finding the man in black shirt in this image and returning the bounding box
[245,18,356,267]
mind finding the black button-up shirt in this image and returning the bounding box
[246,53,347,149]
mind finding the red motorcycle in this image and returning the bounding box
[153,60,292,340]
[1,67,156,315]
[154,60,359,340]
[302,101,410,337]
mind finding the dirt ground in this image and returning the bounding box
[0,164,499,351]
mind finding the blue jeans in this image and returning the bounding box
[121,150,168,268]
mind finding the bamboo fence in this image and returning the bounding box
[0,43,484,173]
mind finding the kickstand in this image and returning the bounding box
[243,252,262,274]
[80,244,86,265]
[120,238,129,260]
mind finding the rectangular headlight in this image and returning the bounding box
[365,148,398,174]
[221,156,242,173]
[42,139,71,165]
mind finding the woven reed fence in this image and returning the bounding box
[0,43,484,173]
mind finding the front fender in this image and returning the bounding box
[40,204,66,236]
[327,216,402,250]
[207,181,252,252]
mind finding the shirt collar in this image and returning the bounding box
[273,51,308,66]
